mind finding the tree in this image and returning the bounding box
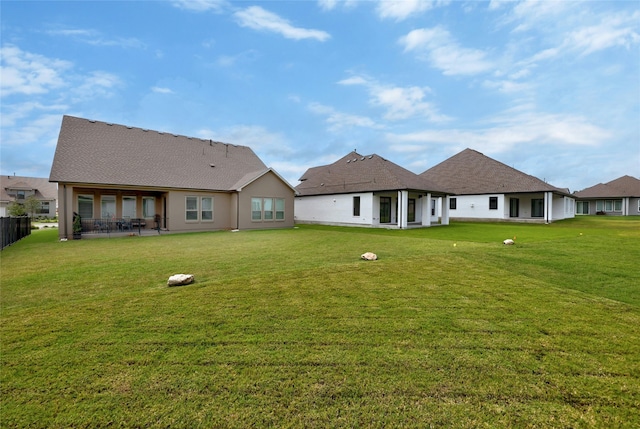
[23,195,41,219]
[7,201,26,217]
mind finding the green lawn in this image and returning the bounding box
[2,218,639,427]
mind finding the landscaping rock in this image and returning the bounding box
[361,252,378,261]
[503,239,515,245]
[167,274,194,286]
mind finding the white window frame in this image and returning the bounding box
[252,197,286,222]
[143,197,155,218]
[122,196,137,218]
[78,195,94,219]
[186,196,199,221]
[201,197,214,221]
[101,195,116,219]
[275,198,285,221]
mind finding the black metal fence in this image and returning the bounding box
[1,216,31,250]
[79,217,165,236]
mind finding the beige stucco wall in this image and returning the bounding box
[237,172,295,230]
[165,190,232,232]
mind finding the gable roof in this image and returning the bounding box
[0,175,57,202]
[574,175,640,198]
[420,148,570,196]
[49,115,271,192]
[295,151,450,196]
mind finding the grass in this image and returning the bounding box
[1,218,639,427]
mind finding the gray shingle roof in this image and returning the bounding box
[296,151,450,196]
[49,116,269,191]
[420,148,570,196]
[1,176,57,202]
[574,175,640,198]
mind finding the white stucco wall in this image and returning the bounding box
[448,195,505,220]
[295,193,374,226]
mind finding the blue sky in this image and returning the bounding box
[1,0,638,192]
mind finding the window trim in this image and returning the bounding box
[449,197,457,210]
[142,196,155,218]
[201,197,214,222]
[185,196,199,222]
[489,196,498,210]
[353,196,361,217]
[252,197,286,222]
[78,194,94,219]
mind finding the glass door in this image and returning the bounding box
[510,198,519,218]
[380,197,391,223]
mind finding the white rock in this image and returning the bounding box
[167,274,195,286]
[361,252,378,261]
[503,239,515,245]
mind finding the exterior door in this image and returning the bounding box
[380,197,391,223]
[510,198,519,218]
[531,199,544,217]
[408,198,415,222]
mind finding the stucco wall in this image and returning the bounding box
[295,193,373,226]
[237,171,295,230]
[166,190,232,232]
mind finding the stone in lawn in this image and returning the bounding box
[167,274,194,286]
[361,252,378,261]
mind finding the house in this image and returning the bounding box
[0,175,57,218]
[420,148,575,223]
[573,175,640,216]
[49,116,296,239]
[294,151,452,228]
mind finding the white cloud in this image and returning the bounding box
[318,0,358,11]
[386,108,611,155]
[339,74,450,122]
[399,26,493,75]
[234,6,330,41]
[215,49,259,68]
[0,45,71,96]
[152,87,174,94]
[308,102,380,132]
[567,11,640,56]
[46,27,146,49]
[171,0,227,13]
[196,124,293,157]
[376,0,449,21]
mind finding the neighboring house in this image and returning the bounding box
[0,175,57,218]
[49,115,296,239]
[573,175,640,216]
[295,151,452,228]
[420,148,575,223]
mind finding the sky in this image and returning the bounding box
[1,0,639,192]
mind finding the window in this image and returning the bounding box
[576,201,589,215]
[123,196,136,218]
[78,195,93,219]
[353,196,361,216]
[605,200,613,212]
[531,199,544,217]
[264,198,274,220]
[186,196,198,221]
[596,200,604,212]
[101,195,116,218]
[38,201,50,214]
[489,196,498,210]
[408,198,415,222]
[252,198,262,220]
[449,197,457,210]
[17,190,25,200]
[275,198,285,220]
[143,197,155,218]
[252,197,285,221]
[201,197,213,221]
[614,200,622,211]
